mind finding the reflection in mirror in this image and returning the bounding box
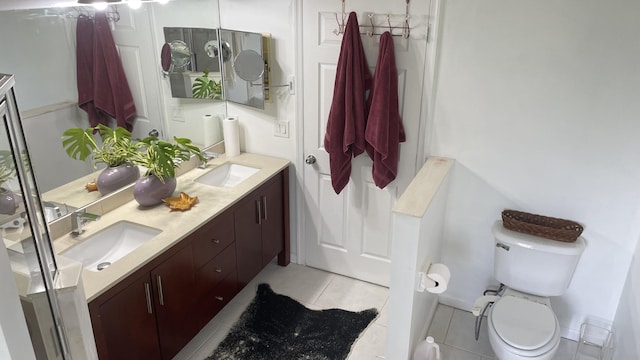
[163,27,223,100]
[0,1,223,223]
[219,29,266,109]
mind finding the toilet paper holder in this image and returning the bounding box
[416,260,450,293]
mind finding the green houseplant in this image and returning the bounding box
[130,135,206,206]
[192,69,223,100]
[0,151,19,215]
[62,124,142,195]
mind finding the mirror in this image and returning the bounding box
[163,27,223,100]
[0,0,223,222]
[219,29,266,109]
[234,50,264,82]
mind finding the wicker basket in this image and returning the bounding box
[501,210,583,243]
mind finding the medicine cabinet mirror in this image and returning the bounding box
[163,27,223,100]
[162,27,270,110]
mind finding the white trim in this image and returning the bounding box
[293,0,306,266]
[422,0,444,162]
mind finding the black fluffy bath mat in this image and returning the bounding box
[206,283,378,360]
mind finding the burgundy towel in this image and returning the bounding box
[365,32,406,189]
[76,15,104,127]
[324,12,372,194]
[93,13,137,131]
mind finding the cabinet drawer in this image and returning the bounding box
[192,271,238,331]
[195,244,236,298]
[192,210,235,268]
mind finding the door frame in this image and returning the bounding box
[294,0,443,268]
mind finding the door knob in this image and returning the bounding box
[148,129,159,137]
[305,155,316,165]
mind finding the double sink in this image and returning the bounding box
[59,162,260,272]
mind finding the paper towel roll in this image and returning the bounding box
[203,114,221,148]
[424,263,450,294]
[223,116,240,157]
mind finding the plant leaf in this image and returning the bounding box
[61,128,98,161]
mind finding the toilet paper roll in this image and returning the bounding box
[424,263,450,294]
[223,116,240,157]
[203,114,221,148]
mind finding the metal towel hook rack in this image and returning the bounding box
[333,0,347,36]
[333,0,411,39]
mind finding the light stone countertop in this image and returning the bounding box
[52,152,290,302]
[392,156,454,218]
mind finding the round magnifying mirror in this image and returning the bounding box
[169,40,191,70]
[233,49,264,82]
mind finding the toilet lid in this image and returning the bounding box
[491,296,556,350]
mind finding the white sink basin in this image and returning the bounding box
[195,163,259,188]
[60,221,161,272]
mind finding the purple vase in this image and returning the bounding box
[133,176,177,207]
[97,164,140,195]
[0,188,18,215]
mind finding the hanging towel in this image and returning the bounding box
[365,31,406,189]
[92,13,137,131]
[76,15,103,127]
[324,12,372,194]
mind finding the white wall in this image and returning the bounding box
[218,0,299,259]
[613,239,640,359]
[0,10,76,112]
[388,158,453,359]
[430,0,640,339]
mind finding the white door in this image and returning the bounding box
[301,1,431,286]
[110,4,165,139]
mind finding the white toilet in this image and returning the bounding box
[485,221,585,360]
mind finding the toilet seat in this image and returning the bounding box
[491,295,557,352]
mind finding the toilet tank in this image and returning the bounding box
[492,221,585,297]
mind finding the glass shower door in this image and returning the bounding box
[0,74,69,359]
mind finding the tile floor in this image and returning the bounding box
[173,262,579,360]
[426,304,579,360]
[173,262,389,360]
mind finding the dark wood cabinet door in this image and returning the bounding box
[151,245,197,360]
[261,175,284,265]
[90,272,161,360]
[234,194,263,288]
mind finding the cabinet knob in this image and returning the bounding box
[211,239,220,244]
[215,268,223,273]
[215,296,224,301]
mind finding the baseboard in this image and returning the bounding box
[438,294,473,312]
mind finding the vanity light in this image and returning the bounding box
[72,0,170,7]
[92,2,109,10]
[127,0,142,9]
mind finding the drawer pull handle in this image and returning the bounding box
[215,296,224,301]
[211,239,220,244]
[215,268,223,273]
[157,276,165,306]
[262,196,268,220]
[144,283,153,314]
[256,200,262,225]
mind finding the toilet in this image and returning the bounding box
[484,221,585,360]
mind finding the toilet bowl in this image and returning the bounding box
[486,289,561,360]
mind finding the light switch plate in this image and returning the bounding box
[274,120,289,138]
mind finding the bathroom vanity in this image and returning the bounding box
[52,153,290,360]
